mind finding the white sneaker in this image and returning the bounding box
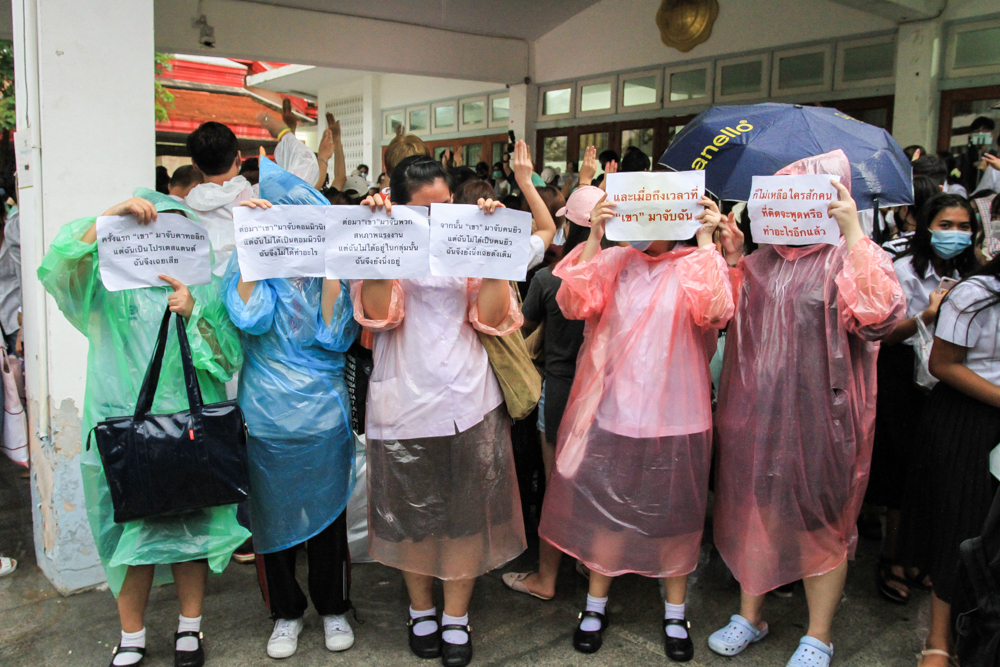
[267,618,303,659]
[323,614,355,652]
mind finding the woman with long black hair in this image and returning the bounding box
[352,155,526,667]
[869,193,979,604]
[898,245,1000,666]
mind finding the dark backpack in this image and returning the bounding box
[954,486,1000,667]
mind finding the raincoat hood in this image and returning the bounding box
[184,175,253,212]
[133,187,199,221]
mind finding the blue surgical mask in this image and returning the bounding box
[930,230,972,259]
[628,240,653,251]
[493,171,503,180]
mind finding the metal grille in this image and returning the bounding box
[325,95,365,174]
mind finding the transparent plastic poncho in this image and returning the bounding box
[713,151,907,595]
[36,189,248,596]
[538,243,734,577]
[223,158,359,554]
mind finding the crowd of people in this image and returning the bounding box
[23,104,1000,667]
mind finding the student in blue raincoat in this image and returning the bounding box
[222,158,360,660]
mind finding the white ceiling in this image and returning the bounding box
[241,0,602,41]
[247,65,369,95]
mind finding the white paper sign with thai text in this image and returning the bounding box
[233,205,329,281]
[429,204,532,280]
[325,205,430,279]
[96,213,211,291]
[604,171,705,241]
[748,174,841,246]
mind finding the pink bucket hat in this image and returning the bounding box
[555,185,605,227]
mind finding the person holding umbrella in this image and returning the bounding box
[708,151,905,667]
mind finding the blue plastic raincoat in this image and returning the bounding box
[36,189,248,596]
[223,158,359,553]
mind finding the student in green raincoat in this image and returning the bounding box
[37,189,248,667]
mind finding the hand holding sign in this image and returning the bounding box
[429,202,531,280]
[96,212,211,291]
[827,179,864,250]
[234,202,329,281]
[747,174,841,246]
[604,171,705,241]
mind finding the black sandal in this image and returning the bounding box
[173,631,204,667]
[876,556,910,604]
[440,624,473,667]
[108,645,145,667]
[407,616,442,659]
[663,619,694,662]
[573,610,608,654]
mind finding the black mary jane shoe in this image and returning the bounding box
[440,624,473,667]
[408,616,443,659]
[109,645,146,667]
[663,619,694,662]
[573,610,608,654]
[174,631,205,667]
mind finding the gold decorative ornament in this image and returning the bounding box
[656,0,719,53]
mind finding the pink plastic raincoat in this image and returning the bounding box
[538,243,734,577]
[351,277,528,579]
[714,151,906,595]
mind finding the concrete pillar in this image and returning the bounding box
[893,17,944,151]
[507,83,538,156]
[363,74,382,179]
[13,0,155,594]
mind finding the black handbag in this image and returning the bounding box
[89,306,250,523]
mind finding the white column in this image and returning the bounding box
[14,0,155,594]
[362,74,382,179]
[507,83,538,155]
[893,18,944,151]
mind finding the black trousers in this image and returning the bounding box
[255,509,351,619]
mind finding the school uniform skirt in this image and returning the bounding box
[867,343,927,509]
[365,405,527,580]
[898,382,1000,602]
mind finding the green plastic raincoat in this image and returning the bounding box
[37,189,249,596]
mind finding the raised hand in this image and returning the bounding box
[599,159,618,191]
[510,140,535,189]
[318,129,335,162]
[579,146,598,186]
[828,179,864,249]
[281,98,298,133]
[694,197,723,248]
[256,110,288,138]
[158,274,195,318]
[325,113,342,143]
[719,211,745,266]
[589,193,615,240]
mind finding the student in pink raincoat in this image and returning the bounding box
[709,150,906,667]
[537,191,734,663]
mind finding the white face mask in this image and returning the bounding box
[884,209,895,230]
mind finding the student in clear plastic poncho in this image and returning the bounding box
[37,189,248,667]
[222,158,361,659]
[533,190,733,662]
[708,152,906,667]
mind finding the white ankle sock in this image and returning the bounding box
[441,613,469,645]
[580,594,607,632]
[664,602,688,639]
[113,628,145,666]
[409,606,438,637]
[176,615,202,652]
